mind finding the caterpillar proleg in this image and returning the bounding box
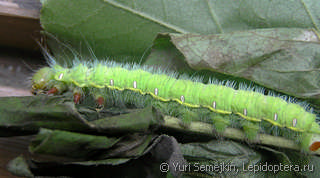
[31,59,320,154]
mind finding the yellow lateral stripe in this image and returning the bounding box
[73,81,307,133]
[236,113,261,122]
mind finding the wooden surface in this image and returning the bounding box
[0,1,46,177]
[0,47,40,177]
[0,0,41,50]
[0,1,51,177]
[0,40,44,178]
[0,0,40,19]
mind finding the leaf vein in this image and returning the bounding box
[104,0,189,33]
[300,0,319,31]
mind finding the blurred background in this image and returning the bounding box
[0,1,42,177]
[0,0,43,96]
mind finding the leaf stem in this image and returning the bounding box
[162,116,317,155]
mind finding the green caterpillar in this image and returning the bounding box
[31,60,320,154]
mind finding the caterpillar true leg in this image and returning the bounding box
[47,87,58,94]
[31,61,320,153]
[73,92,81,104]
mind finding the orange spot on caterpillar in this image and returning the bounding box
[73,93,81,104]
[47,87,58,94]
[309,141,320,151]
[96,96,104,106]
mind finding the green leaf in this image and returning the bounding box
[29,128,120,159]
[6,156,33,178]
[180,140,261,177]
[0,95,162,136]
[239,0,320,30]
[8,135,185,178]
[90,105,163,134]
[40,0,320,60]
[146,28,320,103]
[0,95,92,136]
[179,141,320,178]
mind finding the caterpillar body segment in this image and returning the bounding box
[31,62,320,153]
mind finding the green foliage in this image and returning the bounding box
[5,0,320,177]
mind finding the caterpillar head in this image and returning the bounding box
[32,67,55,93]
